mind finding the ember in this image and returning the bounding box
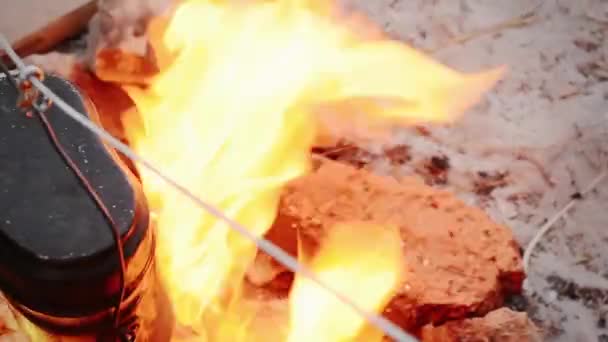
[120,0,504,339]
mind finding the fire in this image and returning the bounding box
[288,222,403,341]
[122,0,503,340]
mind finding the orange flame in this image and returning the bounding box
[122,0,503,339]
[288,222,403,341]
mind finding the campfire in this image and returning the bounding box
[0,0,554,341]
[122,0,505,339]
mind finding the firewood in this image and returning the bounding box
[0,1,97,67]
[248,158,525,332]
[69,65,134,142]
[87,0,173,85]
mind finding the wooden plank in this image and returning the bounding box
[0,0,96,66]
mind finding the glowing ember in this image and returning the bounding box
[122,0,503,339]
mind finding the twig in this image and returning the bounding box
[427,3,542,53]
[523,170,607,273]
[515,152,555,188]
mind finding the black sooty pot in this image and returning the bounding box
[0,74,172,341]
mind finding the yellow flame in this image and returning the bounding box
[288,222,403,341]
[122,0,502,339]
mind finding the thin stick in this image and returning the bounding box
[427,3,541,54]
[523,170,607,273]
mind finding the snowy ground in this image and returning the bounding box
[343,0,608,341]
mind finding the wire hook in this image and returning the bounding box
[0,59,52,113]
[15,65,52,112]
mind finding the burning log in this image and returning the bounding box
[86,0,172,85]
[249,158,526,333]
[69,65,135,142]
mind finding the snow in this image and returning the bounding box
[344,0,608,340]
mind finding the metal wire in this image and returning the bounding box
[0,34,417,342]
